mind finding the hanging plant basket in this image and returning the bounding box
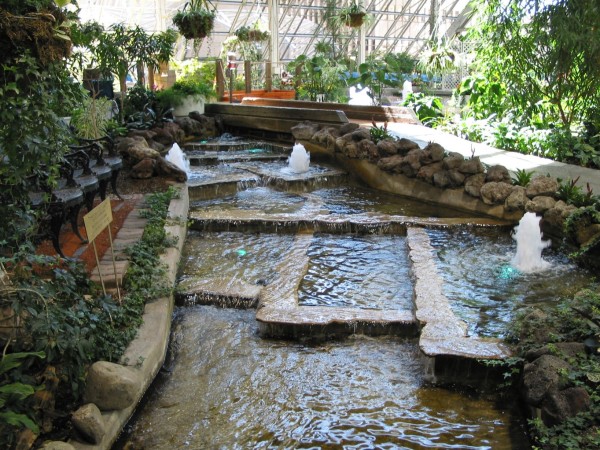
[0,6,72,65]
[172,3,216,40]
[234,25,269,43]
[345,12,366,28]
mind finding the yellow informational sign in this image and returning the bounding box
[83,198,113,242]
[83,198,121,302]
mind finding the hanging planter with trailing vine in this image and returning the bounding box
[337,1,369,28]
[234,24,269,43]
[172,0,216,40]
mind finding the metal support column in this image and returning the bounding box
[268,0,280,65]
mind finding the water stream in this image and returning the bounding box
[119,306,529,449]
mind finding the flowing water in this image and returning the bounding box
[119,306,529,449]
[299,234,413,310]
[118,146,596,449]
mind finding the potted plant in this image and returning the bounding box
[234,23,269,42]
[155,79,215,117]
[337,1,369,28]
[172,0,216,40]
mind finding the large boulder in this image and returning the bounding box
[458,156,485,175]
[71,403,105,444]
[542,386,591,426]
[543,200,577,237]
[522,354,571,406]
[526,175,559,198]
[480,182,514,205]
[442,152,464,170]
[357,139,379,161]
[464,173,486,198]
[424,142,446,162]
[130,158,156,179]
[153,122,185,146]
[291,121,320,140]
[377,155,405,173]
[417,161,443,184]
[399,149,423,178]
[156,156,188,182]
[377,138,402,157]
[526,195,557,214]
[396,138,420,154]
[313,127,339,148]
[485,165,512,183]
[505,186,528,211]
[83,361,141,411]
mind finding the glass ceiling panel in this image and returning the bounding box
[77,0,472,61]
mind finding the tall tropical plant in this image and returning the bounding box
[469,0,600,129]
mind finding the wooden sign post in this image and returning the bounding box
[83,199,122,302]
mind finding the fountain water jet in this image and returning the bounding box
[511,212,551,273]
[287,143,310,173]
[166,143,191,176]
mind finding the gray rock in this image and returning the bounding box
[442,152,465,170]
[130,158,156,179]
[377,138,401,156]
[83,361,141,411]
[505,186,528,211]
[175,116,205,136]
[458,156,485,175]
[358,139,379,161]
[349,127,371,142]
[396,138,420,154]
[339,122,360,135]
[574,223,600,247]
[400,150,422,178]
[417,162,444,184]
[313,127,339,148]
[525,342,587,362]
[526,175,559,198]
[377,155,404,173]
[464,173,486,198]
[522,354,571,406]
[40,442,76,450]
[485,165,512,183]
[480,181,514,205]
[526,195,557,214]
[72,403,105,444]
[291,121,320,140]
[424,142,446,162]
[542,386,590,426]
[156,156,188,182]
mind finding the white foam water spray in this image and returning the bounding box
[287,143,310,173]
[511,212,551,273]
[165,142,191,176]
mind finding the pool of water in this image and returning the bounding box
[428,227,595,338]
[299,234,413,310]
[189,183,472,219]
[312,185,472,217]
[178,231,296,288]
[118,306,529,449]
[190,187,307,215]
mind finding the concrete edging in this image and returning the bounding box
[68,184,189,450]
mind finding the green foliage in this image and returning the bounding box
[369,121,393,144]
[556,177,598,208]
[511,168,534,187]
[469,0,600,129]
[0,186,179,444]
[402,92,444,127]
[71,95,114,139]
[418,40,458,77]
[155,79,215,109]
[234,23,269,42]
[288,54,349,102]
[0,351,45,447]
[459,74,507,119]
[354,53,411,106]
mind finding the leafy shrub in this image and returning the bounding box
[402,92,444,127]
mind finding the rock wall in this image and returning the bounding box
[291,120,600,262]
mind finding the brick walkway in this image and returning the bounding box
[89,195,147,295]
